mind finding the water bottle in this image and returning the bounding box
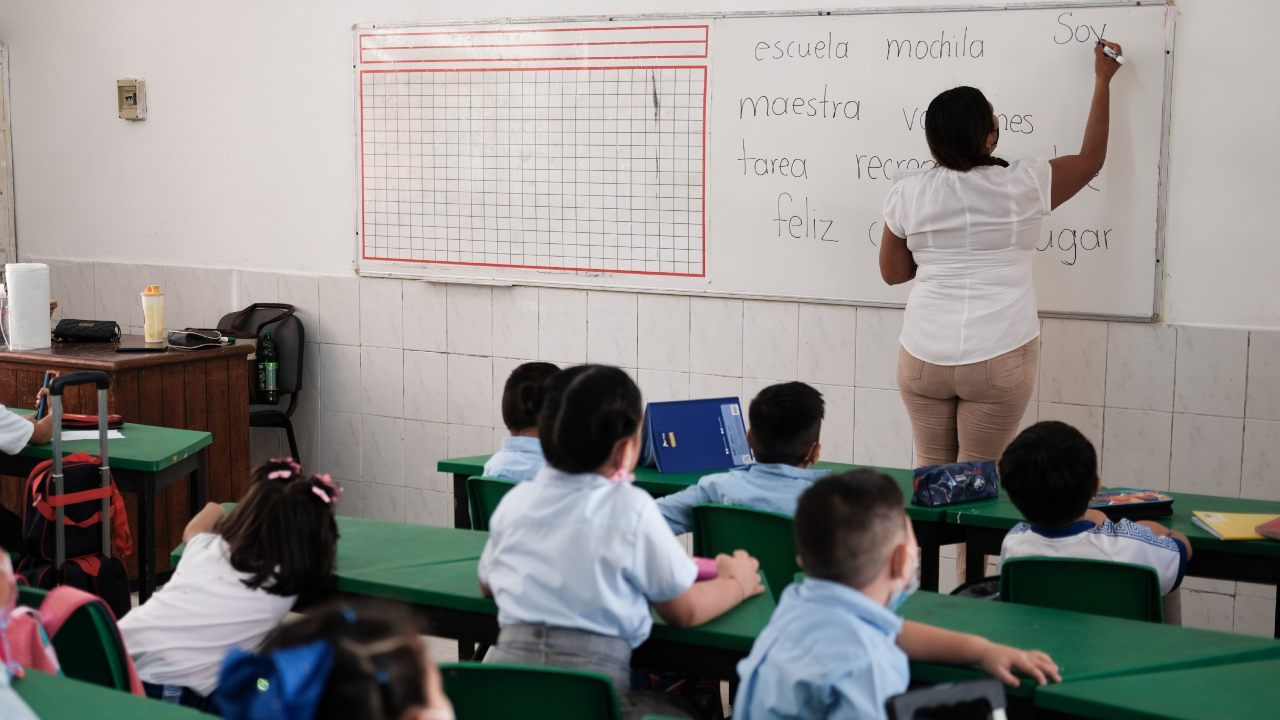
[258,332,279,404]
[141,285,165,343]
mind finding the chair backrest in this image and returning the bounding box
[999,557,1164,623]
[692,504,797,603]
[217,306,306,396]
[467,476,517,531]
[886,679,1007,720]
[19,585,135,691]
[440,662,622,720]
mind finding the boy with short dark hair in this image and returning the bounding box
[998,421,1190,596]
[656,381,827,534]
[734,471,1059,719]
[481,362,561,483]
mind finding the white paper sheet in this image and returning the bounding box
[60,430,125,442]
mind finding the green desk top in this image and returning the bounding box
[947,488,1280,557]
[437,456,954,522]
[900,591,1280,696]
[14,670,208,719]
[1033,657,1280,720]
[13,409,212,473]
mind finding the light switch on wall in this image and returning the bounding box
[117,78,146,120]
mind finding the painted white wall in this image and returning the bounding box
[1,0,1278,325]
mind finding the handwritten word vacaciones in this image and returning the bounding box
[886,27,985,61]
[755,33,850,61]
[739,85,861,120]
[904,107,1036,135]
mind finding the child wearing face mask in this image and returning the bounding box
[734,471,1061,720]
[478,365,764,718]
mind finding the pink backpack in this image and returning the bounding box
[3,585,144,695]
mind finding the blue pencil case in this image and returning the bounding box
[911,460,999,507]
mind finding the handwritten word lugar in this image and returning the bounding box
[1039,226,1112,266]
[886,28,984,61]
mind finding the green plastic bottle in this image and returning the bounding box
[258,331,279,404]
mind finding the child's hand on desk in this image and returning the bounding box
[977,641,1060,686]
[716,550,765,599]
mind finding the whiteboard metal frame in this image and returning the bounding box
[353,0,1173,322]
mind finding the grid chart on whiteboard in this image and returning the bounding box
[359,66,707,276]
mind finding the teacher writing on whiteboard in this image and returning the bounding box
[879,41,1123,468]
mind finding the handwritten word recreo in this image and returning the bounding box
[739,85,860,120]
[755,33,850,61]
[855,153,937,180]
[886,27,984,61]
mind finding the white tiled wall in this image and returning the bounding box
[37,258,1280,636]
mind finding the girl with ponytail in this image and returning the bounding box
[478,365,764,716]
[482,362,561,483]
[119,458,341,711]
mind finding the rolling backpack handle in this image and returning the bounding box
[48,371,112,570]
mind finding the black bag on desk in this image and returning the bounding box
[167,328,234,350]
[52,319,121,343]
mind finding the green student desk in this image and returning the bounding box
[3,411,212,603]
[13,669,209,719]
[1032,656,1280,720]
[948,490,1280,637]
[176,518,1280,692]
[900,591,1280,699]
[437,456,970,593]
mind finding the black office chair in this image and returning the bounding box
[886,679,1007,720]
[218,304,305,461]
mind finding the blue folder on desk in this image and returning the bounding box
[640,397,754,474]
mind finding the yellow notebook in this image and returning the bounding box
[1191,511,1279,541]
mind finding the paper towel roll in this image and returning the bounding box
[4,263,51,350]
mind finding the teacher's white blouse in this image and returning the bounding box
[883,158,1052,366]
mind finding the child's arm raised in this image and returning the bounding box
[896,620,1061,687]
[653,551,764,628]
[183,502,226,542]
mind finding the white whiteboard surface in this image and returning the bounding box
[354,2,1172,319]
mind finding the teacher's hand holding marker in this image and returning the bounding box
[878,37,1126,502]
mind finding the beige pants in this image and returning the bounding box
[897,338,1040,467]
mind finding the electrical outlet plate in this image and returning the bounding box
[117,78,146,120]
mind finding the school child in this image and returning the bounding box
[482,362,560,482]
[118,458,341,711]
[478,365,764,712]
[657,382,827,534]
[0,388,55,549]
[998,421,1191,596]
[216,599,455,720]
[735,471,1060,719]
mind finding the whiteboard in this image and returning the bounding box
[354,2,1173,319]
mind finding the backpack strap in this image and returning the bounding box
[40,585,146,696]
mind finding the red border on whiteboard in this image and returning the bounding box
[359,25,710,63]
[358,65,708,278]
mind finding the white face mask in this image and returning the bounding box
[420,709,456,720]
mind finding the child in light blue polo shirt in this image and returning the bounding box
[657,382,827,534]
[735,471,1061,720]
[482,362,560,483]
[478,365,766,716]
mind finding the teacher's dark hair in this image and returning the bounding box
[539,365,643,474]
[925,86,1009,171]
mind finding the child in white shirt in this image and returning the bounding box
[119,458,341,711]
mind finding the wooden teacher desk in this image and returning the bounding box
[0,336,252,582]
